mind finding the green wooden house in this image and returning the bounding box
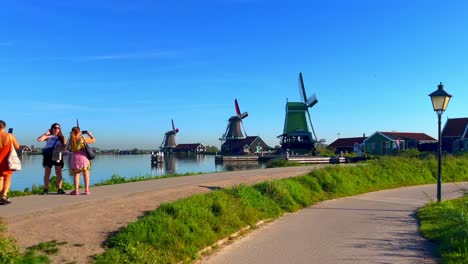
[364,132,437,155]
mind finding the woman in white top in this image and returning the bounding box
[37,123,67,194]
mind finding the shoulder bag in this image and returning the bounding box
[83,138,95,160]
[42,138,59,156]
[8,136,21,171]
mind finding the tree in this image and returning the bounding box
[205,145,219,153]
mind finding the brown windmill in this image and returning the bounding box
[160,119,179,153]
[219,99,248,153]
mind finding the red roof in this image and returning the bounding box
[329,137,366,148]
[442,118,468,138]
[380,132,436,141]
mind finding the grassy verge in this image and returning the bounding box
[418,194,468,264]
[93,172,201,186]
[93,154,468,263]
[9,176,75,197]
[8,172,203,197]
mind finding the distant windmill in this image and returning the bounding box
[221,99,248,140]
[219,99,249,154]
[160,119,179,152]
[278,72,318,155]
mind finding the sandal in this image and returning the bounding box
[69,190,80,195]
[84,190,91,195]
[1,196,11,204]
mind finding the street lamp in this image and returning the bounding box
[429,82,452,202]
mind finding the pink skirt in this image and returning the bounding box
[70,150,91,174]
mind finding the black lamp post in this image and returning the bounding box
[428,82,452,202]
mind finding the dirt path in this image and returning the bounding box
[1,166,318,264]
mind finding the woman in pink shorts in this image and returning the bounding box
[67,127,96,195]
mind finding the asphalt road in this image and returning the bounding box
[202,182,468,264]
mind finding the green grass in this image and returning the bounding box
[418,195,468,264]
[93,172,201,186]
[9,172,203,197]
[93,154,468,263]
[9,176,75,197]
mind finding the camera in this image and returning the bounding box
[8,128,13,134]
[82,130,88,134]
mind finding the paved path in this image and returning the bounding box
[0,166,317,263]
[202,182,468,264]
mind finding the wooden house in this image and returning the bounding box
[221,136,270,155]
[174,143,207,153]
[18,145,32,155]
[364,132,437,155]
[442,117,468,152]
[328,136,366,154]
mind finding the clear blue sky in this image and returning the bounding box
[1,0,467,150]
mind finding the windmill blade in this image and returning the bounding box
[240,120,248,137]
[306,110,318,142]
[298,72,308,104]
[234,99,241,116]
[76,118,80,128]
[306,93,318,108]
[221,122,230,140]
[171,119,179,133]
[160,135,167,147]
[240,112,248,119]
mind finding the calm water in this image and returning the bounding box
[12,154,265,191]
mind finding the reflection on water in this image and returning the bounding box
[12,154,265,191]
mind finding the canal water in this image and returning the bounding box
[12,154,265,191]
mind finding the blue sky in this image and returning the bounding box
[1,0,467,149]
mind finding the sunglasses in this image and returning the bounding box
[53,127,61,129]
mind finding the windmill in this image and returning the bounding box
[219,99,249,153]
[278,72,318,155]
[160,119,179,153]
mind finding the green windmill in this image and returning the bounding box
[277,72,318,155]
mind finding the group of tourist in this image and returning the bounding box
[0,121,96,205]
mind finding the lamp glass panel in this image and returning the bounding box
[442,97,451,111]
[431,96,446,111]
